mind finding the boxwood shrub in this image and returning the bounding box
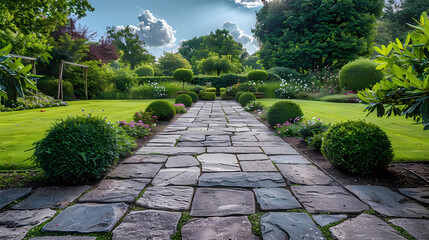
[200,91,216,100]
[134,65,154,77]
[239,92,256,107]
[145,100,176,121]
[267,101,303,127]
[175,94,193,107]
[187,91,198,102]
[235,91,244,101]
[339,59,384,91]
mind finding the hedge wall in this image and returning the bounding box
[191,74,247,90]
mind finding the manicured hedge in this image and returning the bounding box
[191,74,247,90]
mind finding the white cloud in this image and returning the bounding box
[233,0,264,8]
[223,21,258,48]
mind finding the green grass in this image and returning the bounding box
[259,99,429,162]
[0,99,174,170]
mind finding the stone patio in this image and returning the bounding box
[1,101,427,239]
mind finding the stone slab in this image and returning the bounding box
[181,216,259,240]
[78,179,149,203]
[30,237,97,240]
[136,147,205,155]
[207,147,262,154]
[313,214,347,227]
[253,188,301,210]
[190,188,255,217]
[108,164,162,179]
[255,135,284,142]
[231,135,258,142]
[237,154,269,161]
[0,209,56,227]
[277,164,337,185]
[269,155,311,164]
[398,188,429,204]
[262,146,298,155]
[389,218,429,240]
[112,210,181,240]
[291,186,369,213]
[0,188,31,209]
[179,134,206,142]
[0,225,32,240]
[12,186,90,210]
[165,155,200,168]
[330,214,405,240]
[261,212,325,240]
[197,154,240,172]
[201,141,232,147]
[137,186,194,211]
[346,185,429,218]
[233,142,289,147]
[240,160,277,172]
[43,203,128,233]
[151,167,200,186]
[199,172,285,188]
[177,142,204,147]
[122,154,167,164]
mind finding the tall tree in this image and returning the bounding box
[253,0,384,72]
[158,52,191,76]
[196,53,240,76]
[86,37,119,64]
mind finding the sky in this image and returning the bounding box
[77,0,266,58]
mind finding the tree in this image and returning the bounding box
[158,52,191,76]
[107,26,154,70]
[87,37,119,64]
[245,55,263,70]
[173,68,193,90]
[196,53,240,76]
[253,0,384,72]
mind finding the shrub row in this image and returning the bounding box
[191,74,247,90]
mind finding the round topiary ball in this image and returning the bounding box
[247,70,268,81]
[239,92,256,107]
[146,100,176,121]
[175,94,193,107]
[235,91,245,101]
[267,101,303,127]
[32,115,118,184]
[135,65,154,77]
[339,59,384,91]
[187,91,198,102]
[321,121,394,175]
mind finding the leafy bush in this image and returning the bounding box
[220,88,226,93]
[274,118,304,137]
[187,91,198,102]
[268,67,302,80]
[117,120,151,138]
[257,82,280,98]
[237,82,257,92]
[321,121,394,175]
[266,72,281,82]
[205,87,216,92]
[133,110,158,126]
[239,92,256,107]
[173,68,193,90]
[244,101,265,112]
[112,69,136,92]
[318,94,359,103]
[299,118,330,141]
[135,65,154,77]
[175,94,193,107]
[37,78,74,100]
[2,93,68,112]
[235,91,244,101]
[247,70,268,82]
[224,86,238,97]
[339,59,384,91]
[221,92,234,100]
[275,85,300,99]
[295,91,316,100]
[200,91,216,100]
[32,115,129,184]
[307,133,325,150]
[145,100,176,121]
[190,86,204,94]
[267,101,304,127]
[174,103,187,113]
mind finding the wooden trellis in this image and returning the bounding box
[58,61,89,100]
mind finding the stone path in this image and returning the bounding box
[1,101,428,240]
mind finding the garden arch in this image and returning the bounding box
[58,61,89,100]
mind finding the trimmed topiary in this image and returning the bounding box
[235,91,244,101]
[145,100,176,121]
[201,92,216,100]
[339,59,384,91]
[247,70,268,82]
[135,65,154,77]
[175,94,193,107]
[239,92,256,107]
[187,91,198,102]
[205,88,216,92]
[321,121,394,175]
[267,101,304,127]
[173,68,193,90]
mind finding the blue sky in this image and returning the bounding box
[77,0,264,58]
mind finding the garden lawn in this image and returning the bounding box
[0,99,174,170]
[259,99,429,162]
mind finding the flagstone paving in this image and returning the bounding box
[0,101,428,239]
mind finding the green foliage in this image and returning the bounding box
[244,101,265,112]
[359,11,429,130]
[340,59,384,91]
[307,132,325,150]
[239,92,256,107]
[112,68,136,92]
[196,53,240,76]
[173,68,193,90]
[117,120,151,138]
[174,103,187,113]
[135,65,154,77]
[274,122,304,137]
[200,91,216,100]
[158,52,191,76]
[318,94,360,103]
[220,88,226,93]
[247,70,268,82]
[1,93,68,112]
[175,94,193,107]
[32,115,124,184]
[237,82,257,92]
[186,91,198,102]
[145,100,176,121]
[267,101,304,127]
[136,76,175,84]
[268,67,302,80]
[254,0,383,71]
[245,56,263,70]
[205,88,216,92]
[321,121,394,175]
[299,118,330,145]
[133,110,158,126]
[38,78,74,100]
[221,92,234,100]
[235,91,245,101]
[257,82,280,98]
[191,74,247,90]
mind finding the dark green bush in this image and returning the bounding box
[32,115,124,184]
[300,121,330,140]
[135,65,154,77]
[37,78,74,100]
[221,93,235,100]
[237,82,257,92]
[190,86,204,94]
[339,59,384,91]
[220,88,226,93]
[173,68,193,89]
[224,86,238,97]
[266,72,281,82]
[187,91,198,102]
[307,133,325,150]
[267,101,304,127]
[295,91,316,100]
[112,69,136,92]
[239,92,256,107]
[322,121,394,175]
[247,70,268,81]
[145,100,176,121]
[268,67,302,80]
[175,94,193,107]
[235,91,245,101]
[205,88,217,92]
[200,91,216,100]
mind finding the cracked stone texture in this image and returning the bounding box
[78,179,149,203]
[136,147,205,155]
[261,212,325,240]
[346,185,429,218]
[122,154,167,164]
[199,172,286,188]
[137,186,194,211]
[181,216,259,240]
[389,218,429,240]
[30,237,97,240]
[237,154,269,161]
[112,210,181,240]
[269,155,311,164]
[43,203,128,233]
[292,186,369,213]
[206,147,263,154]
[151,167,200,186]
[190,188,255,217]
[0,209,56,227]
[330,214,405,240]
[12,186,90,210]
[253,188,301,210]
[179,134,205,142]
[262,146,299,155]
[197,154,240,172]
[108,164,162,179]
[398,188,429,204]
[277,164,337,185]
[240,160,277,172]
[165,156,200,168]
[233,141,289,147]
[0,188,31,209]
[313,214,347,227]
[0,225,33,240]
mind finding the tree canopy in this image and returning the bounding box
[158,52,192,76]
[196,53,240,76]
